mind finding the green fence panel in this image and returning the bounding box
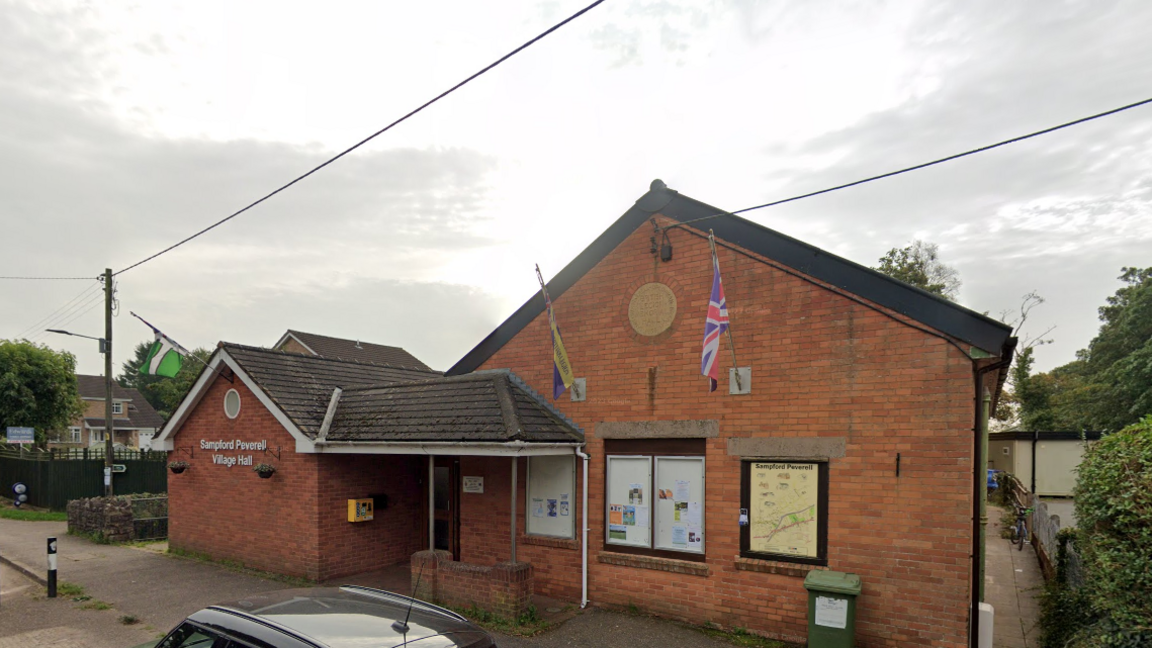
[0,448,167,511]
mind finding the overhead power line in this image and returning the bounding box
[666,96,1152,229]
[0,275,93,280]
[13,281,103,340]
[113,0,607,277]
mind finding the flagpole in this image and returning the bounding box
[708,231,742,391]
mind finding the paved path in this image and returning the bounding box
[985,513,1044,648]
[0,562,157,648]
[1,518,771,647]
[0,518,284,636]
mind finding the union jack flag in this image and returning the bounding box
[700,247,729,392]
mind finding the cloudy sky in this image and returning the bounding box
[2,0,1149,378]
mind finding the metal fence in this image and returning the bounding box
[131,496,169,540]
[0,444,167,510]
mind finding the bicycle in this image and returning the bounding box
[1011,504,1032,551]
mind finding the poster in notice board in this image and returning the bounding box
[606,456,651,547]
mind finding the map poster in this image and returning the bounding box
[749,462,819,558]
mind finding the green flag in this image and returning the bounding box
[133,313,189,378]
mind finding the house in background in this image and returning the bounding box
[49,375,165,450]
[273,329,435,371]
[988,430,1101,497]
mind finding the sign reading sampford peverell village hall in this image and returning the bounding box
[201,438,267,468]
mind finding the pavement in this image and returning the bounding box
[985,511,1045,648]
[1,518,763,647]
[0,562,156,648]
[0,518,285,640]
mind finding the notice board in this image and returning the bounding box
[654,456,705,553]
[605,455,651,547]
[526,455,575,538]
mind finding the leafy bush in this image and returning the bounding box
[1068,415,1152,645]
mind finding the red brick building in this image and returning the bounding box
[157,181,1013,647]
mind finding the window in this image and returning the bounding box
[224,389,241,419]
[526,455,575,539]
[112,402,123,415]
[604,439,705,559]
[91,430,105,443]
[156,623,227,648]
[69,427,82,443]
[740,460,829,565]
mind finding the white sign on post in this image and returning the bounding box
[814,596,848,629]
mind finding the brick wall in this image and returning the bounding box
[457,456,583,601]
[167,374,323,580]
[412,550,533,619]
[316,454,425,581]
[474,219,985,647]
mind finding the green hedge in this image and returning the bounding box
[1066,415,1152,646]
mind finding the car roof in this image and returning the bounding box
[192,586,490,648]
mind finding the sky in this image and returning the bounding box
[1,0,1150,378]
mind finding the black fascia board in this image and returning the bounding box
[447,181,1013,377]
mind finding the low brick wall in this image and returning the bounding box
[411,550,533,619]
[66,496,138,542]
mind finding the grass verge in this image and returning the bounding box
[0,508,67,521]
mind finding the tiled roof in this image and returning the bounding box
[326,371,583,444]
[223,343,441,437]
[77,375,138,400]
[76,375,165,428]
[279,330,434,372]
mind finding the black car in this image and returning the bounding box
[136,585,496,648]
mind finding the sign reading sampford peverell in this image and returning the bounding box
[200,438,267,468]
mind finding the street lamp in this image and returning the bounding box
[46,327,114,496]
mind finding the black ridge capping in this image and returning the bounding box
[447,180,1013,377]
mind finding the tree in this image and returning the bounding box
[119,342,212,421]
[873,240,962,299]
[1018,267,1152,432]
[0,339,84,446]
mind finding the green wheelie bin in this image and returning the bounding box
[803,570,862,647]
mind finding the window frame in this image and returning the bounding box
[526,455,577,539]
[69,427,82,443]
[603,438,707,562]
[739,459,830,566]
[112,402,123,415]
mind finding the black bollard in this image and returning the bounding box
[47,537,57,598]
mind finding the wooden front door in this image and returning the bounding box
[432,457,460,560]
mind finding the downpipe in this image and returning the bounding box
[575,446,590,609]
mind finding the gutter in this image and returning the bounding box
[311,440,584,456]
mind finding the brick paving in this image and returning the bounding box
[985,514,1045,648]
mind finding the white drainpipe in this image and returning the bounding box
[575,445,590,608]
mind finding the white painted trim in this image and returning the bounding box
[312,441,582,456]
[154,350,316,454]
[275,331,317,356]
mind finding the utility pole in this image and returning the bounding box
[103,268,114,497]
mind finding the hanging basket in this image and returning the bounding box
[254,463,277,479]
[168,461,189,474]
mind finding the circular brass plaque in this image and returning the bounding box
[628,282,677,336]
